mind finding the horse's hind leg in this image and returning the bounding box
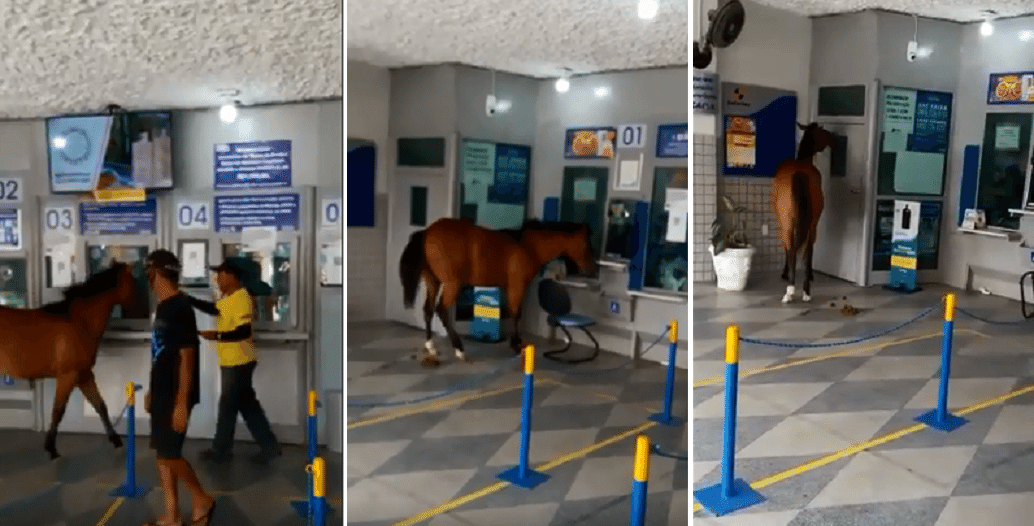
[436,282,468,362]
[79,371,123,449]
[802,240,816,302]
[782,244,798,304]
[505,286,526,354]
[44,373,77,459]
[422,274,441,357]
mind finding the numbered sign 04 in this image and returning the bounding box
[177,201,210,230]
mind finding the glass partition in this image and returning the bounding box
[643,167,688,292]
[603,199,638,261]
[0,259,27,308]
[223,241,292,325]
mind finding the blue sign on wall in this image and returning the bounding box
[80,198,158,236]
[214,193,300,232]
[487,144,530,205]
[2,375,13,386]
[214,140,292,189]
[908,90,952,154]
[0,208,20,249]
[656,123,689,158]
[721,83,798,177]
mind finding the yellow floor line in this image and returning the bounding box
[95,497,124,526]
[347,382,525,429]
[391,422,656,526]
[542,376,660,414]
[693,328,986,388]
[692,382,1034,514]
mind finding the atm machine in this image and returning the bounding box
[38,196,166,436]
[0,181,38,431]
[169,187,315,445]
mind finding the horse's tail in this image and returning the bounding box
[791,171,810,250]
[400,229,427,309]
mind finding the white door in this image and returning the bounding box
[812,120,870,286]
[385,168,454,329]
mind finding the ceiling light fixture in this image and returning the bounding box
[555,69,571,93]
[594,87,610,98]
[980,10,996,37]
[638,0,658,20]
[219,101,239,123]
[1021,30,1033,42]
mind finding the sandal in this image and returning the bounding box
[190,500,217,526]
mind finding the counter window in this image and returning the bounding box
[223,242,292,324]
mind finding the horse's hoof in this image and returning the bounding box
[781,295,793,304]
[110,435,124,449]
[420,356,440,368]
[802,293,812,302]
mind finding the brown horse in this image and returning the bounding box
[0,261,140,459]
[399,218,596,365]
[771,122,835,304]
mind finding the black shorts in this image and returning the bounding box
[150,406,192,459]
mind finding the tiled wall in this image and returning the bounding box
[347,193,389,321]
[721,177,784,275]
[693,134,717,282]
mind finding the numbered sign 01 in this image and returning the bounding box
[176,201,210,230]
[617,124,647,149]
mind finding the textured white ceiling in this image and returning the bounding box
[347,0,689,79]
[747,0,1033,22]
[0,0,342,119]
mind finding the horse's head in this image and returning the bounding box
[523,221,597,277]
[796,122,835,158]
[109,259,139,311]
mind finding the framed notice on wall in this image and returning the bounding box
[564,127,616,159]
[987,72,1034,105]
[720,82,797,177]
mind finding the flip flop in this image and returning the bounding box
[190,500,217,526]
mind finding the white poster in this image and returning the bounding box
[320,242,343,286]
[241,226,277,254]
[180,241,207,279]
[615,157,642,191]
[892,200,921,242]
[47,242,75,288]
[664,187,689,243]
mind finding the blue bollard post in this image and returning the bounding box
[310,457,328,526]
[915,293,969,432]
[693,325,764,516]
[110,382,149,498]
[649,319,683,427]
[628,434,650,526]
[293,390,333,517]
[497,345,550,489]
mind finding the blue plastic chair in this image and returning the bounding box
[537,278,600,364]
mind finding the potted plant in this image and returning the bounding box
[709,195,756,291]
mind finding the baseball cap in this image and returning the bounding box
[209,257,252,280]
[145,249,182,273]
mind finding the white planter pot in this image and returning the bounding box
[709,244,756,292]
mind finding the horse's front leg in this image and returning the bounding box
[436,282,469,363]
[79,371,123,449]
[505,286,526,354]
[45,373,77,459]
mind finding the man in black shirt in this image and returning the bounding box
[144,250,216,526]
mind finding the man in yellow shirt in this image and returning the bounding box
[193,257,281,464]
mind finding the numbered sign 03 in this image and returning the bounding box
[44,207,74,232]
[0,177,22,203]
[177,201,210,230]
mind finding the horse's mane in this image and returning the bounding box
[40,263,126,316]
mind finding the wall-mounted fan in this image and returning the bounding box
[693,0,746,69]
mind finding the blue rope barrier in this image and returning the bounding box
[651,444,687,461]
[955,306,1028,325]
[739,305,938,348]
[346,354,523,408]
[538,326,672,376]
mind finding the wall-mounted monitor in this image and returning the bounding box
[45,111,174,194]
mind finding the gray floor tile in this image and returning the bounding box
[794,379,926,413]
[786,497,949,526]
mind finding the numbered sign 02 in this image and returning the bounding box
[0,177,22,203]
[176,201,210,230]
[617,124,647,150]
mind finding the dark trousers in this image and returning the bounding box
[213,361,280,453]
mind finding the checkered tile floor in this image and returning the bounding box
[694,273,1034,525]
[0,428,343,525]
[347,321,689,525]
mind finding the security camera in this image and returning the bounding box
[906,40,918,62]
[485,94,497,117]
